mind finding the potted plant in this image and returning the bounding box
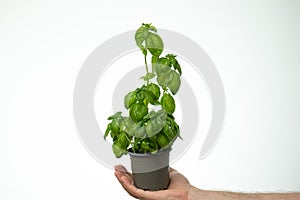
[104,23,182,191]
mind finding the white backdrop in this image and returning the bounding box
[1,0,300,199]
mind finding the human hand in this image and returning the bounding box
[114,165,192,200]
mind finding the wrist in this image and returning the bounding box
[187,185,205,200]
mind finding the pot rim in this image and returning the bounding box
[128,147,171,157]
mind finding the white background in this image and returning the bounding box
[1,0,300,199]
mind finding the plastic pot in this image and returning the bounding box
[128,148,171,191]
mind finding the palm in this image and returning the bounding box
[114,165,191,200]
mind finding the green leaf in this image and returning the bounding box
[149,25,157,32]
[156,57,170,75]
[118,132,130,149]
[135,23,160,56]
[145,110,167,137]
[163,114,180,143]
[124,91,137,109]
[157,133,170,149]
[107,112,122,120]
[168,71,181,95]
[166,54,176,65]
[147,83,160,100]
[158,57,170,66]
[123,118,145,138]
[135,85,159,105]
[135,26,148,52]
[157,70,172,88]
[120,117,134,133]
[111,119,120,135]
[105,112,123,140]
[136,87,146,102]
[161,93,176,114]
[156,57,181,94]
[144,90,157,105]
[132,125,146,138]
[104,123,111,139]
[140,139,158,153]
[166,54,182,75]
[112,132,130,158]
[149,139,158,153]
[145,32,164,57]
[112,143,126,158]
[173,60,182,75]
[141,140,151,152]
[129,103,148,122]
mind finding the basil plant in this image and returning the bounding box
[104,23,182,158]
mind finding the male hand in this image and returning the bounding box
[114,165,192,200]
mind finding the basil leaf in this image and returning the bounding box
[104,123,111,139]
[112,142,127,158]
[168,70,181,95]
[111,119,120,135]
[156,57,170,75]
[124,91,137,109]
[136,88,145,102]
[129,103,148,122]
[145,110,167,137]
[166,54,182,75]
[173,60,182,75]
[121,117,132,131]
[144,90,155,104]
[147,83,160,100]
[112,131,130,157]
[141,139,158,153]
[161,93,176,114]
[135,23,161,56]
[112,143,123,158]
[133,125,146,138]
[141,140,151,152]
[166,54,176,65]
[119,132,130,149]
[157,69,173,89]
[135,26,148,54]
[107,112,122,120]
[157,133,170,149]
[145,32,164,57]
[149,25,157,32]
[163,114,180,142]
[125,119,145,138]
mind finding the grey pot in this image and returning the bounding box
[128,148,171,191]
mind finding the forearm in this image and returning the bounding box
[188,186,300,200]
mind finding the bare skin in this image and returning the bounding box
[114,165,300,200]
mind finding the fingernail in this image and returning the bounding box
[115,165,126,172]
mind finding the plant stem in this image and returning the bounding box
[144,54,149,85]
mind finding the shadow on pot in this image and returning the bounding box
[128,148,171,191]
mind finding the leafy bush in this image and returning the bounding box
[104,23,182,158]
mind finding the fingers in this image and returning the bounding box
[114,165,175,200]
[115,165,133,179]
[114,165,127,172]
[169,167,176,173]
[114,169,144,199]
[114,169,138,198]
[121,180,170,200]
[115,171,133,185]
